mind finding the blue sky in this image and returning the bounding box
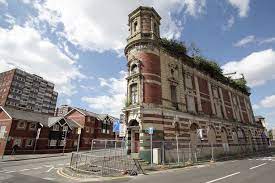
[0,0,275,128]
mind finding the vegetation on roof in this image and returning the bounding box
[160,38,250,95]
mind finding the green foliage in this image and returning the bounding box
[160,38,250,95]
[160,38,187,57]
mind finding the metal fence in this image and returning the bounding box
[70,139,134,176]
[147,138,270,166]
[69,138,271,176]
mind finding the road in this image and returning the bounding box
[0,154,71,183]
[104,156,275,183]
[1,155,275,183]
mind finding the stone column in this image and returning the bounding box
[208,82,216,115]
[218,87,228,119]
[194,76,202,113]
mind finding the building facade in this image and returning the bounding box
[0,106,117,156]
[123,7,267,160]
[0,68,58,115]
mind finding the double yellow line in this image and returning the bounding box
[56,168,83,181]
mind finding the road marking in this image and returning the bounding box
[32,167,43,170]
[0,170,7,173]
[205,172,241,183]
[46,166,55,173]
[249,163,267,170]
[19,169,30,172]
[57,163,64,166]
[5,170,16,174]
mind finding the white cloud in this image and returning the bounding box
[34,0,206,53]
[0,25,84,96]
[259,37,275,45]
[222,15,235,31]
[81,71,127,117]
[233,35,255,47]
[222,49,275,87]
[234,35,275,47]
[0,0,7,6]
[227,0,250,17]
[260,95,275,108]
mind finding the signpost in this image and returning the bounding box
[146,127,154,167]
[77,128,81,153]
[33,124,43,154]
[62,130,68,155]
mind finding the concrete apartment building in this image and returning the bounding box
[123,7,267,160]
[0,68,58,115]
[54,105,74,117]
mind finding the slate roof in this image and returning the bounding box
[1,106,51,126]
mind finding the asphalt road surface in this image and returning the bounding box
[0,154,71,183]
[1,155,275,183]
[103,156,275,183]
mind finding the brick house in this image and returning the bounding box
[0,106,117,156]
[64,108,117,149]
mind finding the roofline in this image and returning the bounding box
[0,106,12,119]
[64,108,87,117]
[66,118,84,129]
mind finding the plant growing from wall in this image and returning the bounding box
[160,38,250,95]
[160,38,187,57]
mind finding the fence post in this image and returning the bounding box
[91,139,94,152]
[150,133,153,167]
[162,141,165,165]
[211,143,214,161]
[176,134,180,165]
[189,142,192,161]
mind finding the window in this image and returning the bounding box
[171,85,177,108]
[59,140,65,146]
[49,139,57,147]
[17,121,26,129]
[25,139,34,147]
[29,123,37,130]
[62,126,68,132]
[130,84,138,104]
[85,127,90,133]
[53,124,59,131]
[133,21,138,32]
[13,138,22,147]
[131,64,138,75]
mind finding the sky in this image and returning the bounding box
[0,0,275,128]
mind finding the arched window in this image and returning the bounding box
[131,64,138,75]
[130,84,138,104]
[134,22,138,32]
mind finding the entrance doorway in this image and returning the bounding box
[128,119,140,153]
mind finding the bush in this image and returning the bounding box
[160,38,187,57]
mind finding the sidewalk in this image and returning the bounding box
[0,152,71,162]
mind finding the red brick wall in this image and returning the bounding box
[138,52,162,105]
[66,110,86,126]
[198,77,209,94]
[0,110,12,156]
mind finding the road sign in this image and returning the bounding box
[119,123,126,137]
[36,128,41,140]
[77,128,82,135]
[113,120,120,133]
[146,127,154,135]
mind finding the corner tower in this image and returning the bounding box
[124,7,162,157]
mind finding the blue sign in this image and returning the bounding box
[113,120,120,133]
[146,127,154,135]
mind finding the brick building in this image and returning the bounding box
[123,7,267,159]
[0,68,58,115]
[0,106,117,156]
